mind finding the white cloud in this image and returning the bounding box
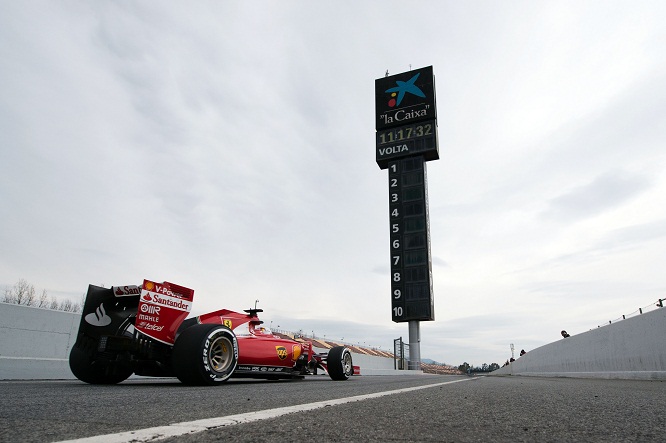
[542,170,651,222]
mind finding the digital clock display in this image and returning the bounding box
[377,122,434,145]
[376,120,439,169]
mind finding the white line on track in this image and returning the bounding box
[57,377,477,443]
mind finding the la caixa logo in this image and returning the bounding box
[375,66,436,130]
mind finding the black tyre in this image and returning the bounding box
[69,345,133,384]
[327,346,353,381]
[172,324,238,385]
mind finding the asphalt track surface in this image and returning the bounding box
[1,374,664,442]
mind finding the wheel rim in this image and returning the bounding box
[342,352,353,375]
[209,335,233,372]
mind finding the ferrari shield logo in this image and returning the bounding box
[276,346,287,360]
[223,319,233,329]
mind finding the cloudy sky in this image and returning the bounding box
[2,1,666,366]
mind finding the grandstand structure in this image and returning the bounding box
[272,330,461,375]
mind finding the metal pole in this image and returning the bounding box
[408,320,421,370]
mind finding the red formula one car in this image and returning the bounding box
[70,280,355,385]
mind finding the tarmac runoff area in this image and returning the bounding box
[32,375,665,443]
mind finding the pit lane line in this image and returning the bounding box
[56,377,478,443]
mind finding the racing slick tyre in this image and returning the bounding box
[69,345,133,384]
[327,346,353,381]
[172,324,238,385]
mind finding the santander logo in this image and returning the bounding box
[84,303,112,327]
[113,285,141,297]
[141,290,191,312]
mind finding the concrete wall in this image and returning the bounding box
[492,306,666,380]
[0,303,406,379]
[0,302,81,379]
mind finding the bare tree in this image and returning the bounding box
[4,279,36,306]
[17,279,35,305]
[59,299,73,312]
[2,286,16,304]
[38,289,49,308]
[2,280,82,313]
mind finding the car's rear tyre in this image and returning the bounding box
[172,324,238,385]
[327,346,353,381]
[69,344,133,384]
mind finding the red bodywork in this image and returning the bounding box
[193,308,315,370]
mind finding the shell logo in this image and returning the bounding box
[144,281,155,291]
[292,344,302,361]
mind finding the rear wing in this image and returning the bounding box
[76,280,195,346]
[135,280,194,345]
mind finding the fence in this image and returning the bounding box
[598,298,664,328]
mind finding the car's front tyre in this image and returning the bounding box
[327,346,353,381]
